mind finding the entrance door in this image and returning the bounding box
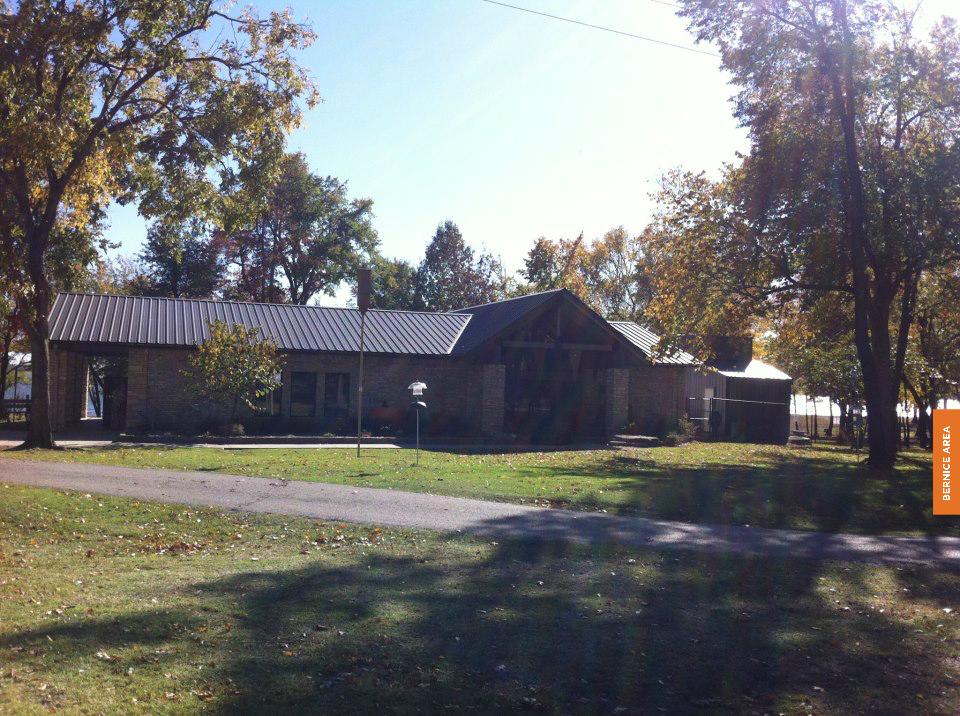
[504,352,604,443]
[702,387,715,435]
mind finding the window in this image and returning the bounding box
[258,375,282,417]
[324,373,350,413]
[289,372,317,417]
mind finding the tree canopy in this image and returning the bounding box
[652,0,960,465]
[0,0,316,446]
[415,221,505,311]
[520,228,651,321]
[137,220,226,298]
[222,153,377,305]
[362,254,422,311]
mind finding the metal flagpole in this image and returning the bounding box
[357,311,365,458]
[356,267,371,458]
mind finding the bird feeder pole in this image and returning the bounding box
[409,382,427,466]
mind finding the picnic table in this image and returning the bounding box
[1,398,30,423]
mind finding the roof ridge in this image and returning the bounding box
[445,313,474,353]
[50,293,468,356]
[450,288,564,313]
[54,292,463,319]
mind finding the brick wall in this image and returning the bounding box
[282,352,485,435]
[125,347,214,433]
[627,364,683,435]
[604,367,629,436]
[125,348,149,432]
[52,343,706,442]
[123,347,491,437]
[480,363,506,438]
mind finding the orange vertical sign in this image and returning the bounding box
[933,409,960,516]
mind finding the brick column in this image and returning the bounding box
[605,367,629,437]
[125,348,150,433]
[480,363,505,439]
[49,348,87,430]
[48,346,65,432]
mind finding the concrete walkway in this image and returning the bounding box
[0,434,402,450]
[2,459,959,568]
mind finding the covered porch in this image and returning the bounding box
[49,344,129,433]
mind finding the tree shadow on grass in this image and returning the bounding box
[153,540,960,714]
[518,446,958,538]
[5,535,956,714]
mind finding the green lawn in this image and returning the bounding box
[3,441,954,537]
[1,485,958,714]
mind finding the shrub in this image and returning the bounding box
[184,321,285,432]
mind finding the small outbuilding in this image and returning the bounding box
[610,323,793,443]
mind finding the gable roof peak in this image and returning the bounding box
[449,288,565,314]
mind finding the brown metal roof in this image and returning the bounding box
[49,292,678,365]
[449,289,563,354]
[49,293,471,356]
[608,321,698,365]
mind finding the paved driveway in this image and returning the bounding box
[2,458,959,568]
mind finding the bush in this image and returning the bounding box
[660,417,698,445]
[677,416,698,442]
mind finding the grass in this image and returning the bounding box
[3,441,955,537]
[1,485,958,714]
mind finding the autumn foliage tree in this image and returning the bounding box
[221,152,377,305]
[521,229,651,320]
[523,234,591,301]
[185,321,285,433]
[902,272,960,446]
[0,0,316,447]
[764,293,864,440]
[651,0,960,466]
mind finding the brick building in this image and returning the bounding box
[47,289,791,443]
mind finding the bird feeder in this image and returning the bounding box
[408,382,427,464]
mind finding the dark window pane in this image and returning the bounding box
[261,385,281,417]
[290,372,317,417]
[324,373,350,410]
[257,373,282,417]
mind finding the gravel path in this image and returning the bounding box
[2,458,958,568]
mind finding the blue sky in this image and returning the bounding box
[105,0,958,305]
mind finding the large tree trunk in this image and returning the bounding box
[916,406,928,448]
[25,322,54,448]
[904,378,931,449]
[825,3,901,467]
[19,223,57,449]
[0,328,11,419]
[861,348,899,468]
